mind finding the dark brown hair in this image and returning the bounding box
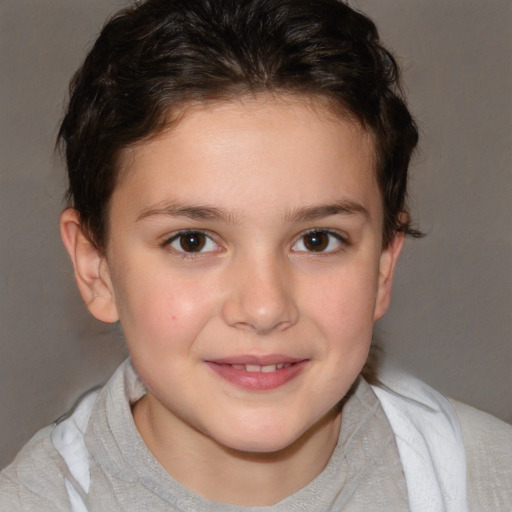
[58,0,420,250]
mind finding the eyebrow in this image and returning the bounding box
[136,202,238,223]
[285,200,369,222]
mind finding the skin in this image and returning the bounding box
[60,95,403,506]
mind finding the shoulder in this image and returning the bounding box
[0,385,103,511]
[450,399,512,511]
[0,424,71,511]
[0,362,133,511]
[373,366,512,511]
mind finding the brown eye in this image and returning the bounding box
[178,232,206,252]
[167,231,218,254]
[303,231,329,252]
[292,230,345,253]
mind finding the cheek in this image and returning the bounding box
[113,269,217,349]
[303,261,380,334]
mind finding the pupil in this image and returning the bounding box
[304,232,328,251]
[180,232,205,252]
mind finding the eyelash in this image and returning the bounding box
[162,230,220,258]
[291,229,348,254]
[162,228,348,258]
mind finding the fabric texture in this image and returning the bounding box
[372,369,468,512]
[451,399,512,511]
[1,360,510,511]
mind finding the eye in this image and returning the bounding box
[292,230,345,253]
[166,230,219,253]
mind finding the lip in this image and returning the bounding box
[205,356,308,391]
[208,354,304,366]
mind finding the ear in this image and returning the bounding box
[373,231,404,322]
[60,209,119,323]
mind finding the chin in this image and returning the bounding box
[224,434,300,456]
[211,413,329,456]
[201,418,294,454]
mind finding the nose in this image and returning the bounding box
[221,255,299,334]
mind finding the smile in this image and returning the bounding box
[229,363,293,372]
[205,358,307,391]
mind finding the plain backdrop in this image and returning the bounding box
[1,0,511,469]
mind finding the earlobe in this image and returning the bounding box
[60,209,119,323]
[373,231,404,322]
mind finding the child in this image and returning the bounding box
[1,0,510,510]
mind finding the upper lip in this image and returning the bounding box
[206,355,306,365]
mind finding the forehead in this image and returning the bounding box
[114,95,381,223]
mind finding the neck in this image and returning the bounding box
[132,396,342,506]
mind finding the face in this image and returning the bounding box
[78,96,402,454]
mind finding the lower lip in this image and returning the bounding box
[205,361,307,391]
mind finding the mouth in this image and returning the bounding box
[226,362,295,372]
[205,357,307,391]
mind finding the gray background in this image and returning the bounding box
[1,0,510,469]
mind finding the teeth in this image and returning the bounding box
[230,363,291,372]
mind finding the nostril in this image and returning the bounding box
[221,263,299,333]
[222,299,298,334]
